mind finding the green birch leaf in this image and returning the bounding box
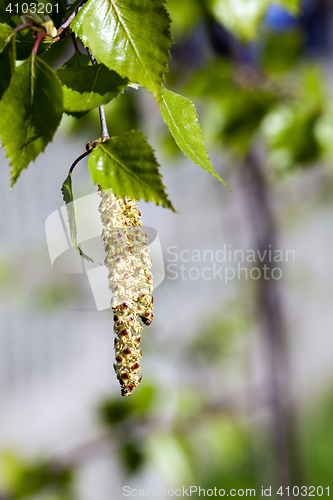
[0,22,12,50]
[88,131,175,211]
[56,63,128,113]
[209,0,300,41]
[71,0,172,100]
[160,89,230,188]
[59,51,91,69]
[64,0,84,21]
[0,24,15,100]
[0,55,63,186]
[61,172,96,263]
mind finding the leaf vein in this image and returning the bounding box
[162,95,207,168]
[110,0,149,78]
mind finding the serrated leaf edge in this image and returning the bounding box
[92,130,175,211]
[161,90,231,190]
[5,56,64,186]
[71,0,173,101]
[61,172,100,264]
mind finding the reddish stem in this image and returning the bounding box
[32,32,47,56]
[13,23,34,33]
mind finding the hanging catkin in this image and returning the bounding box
[98,188,154,396]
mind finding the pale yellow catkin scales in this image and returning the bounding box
[98,189,154,396]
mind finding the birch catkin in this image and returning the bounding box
[98,189,154,396]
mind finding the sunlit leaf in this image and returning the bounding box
[71,0,172,100]
[160,89,230,188]
[88,131,175,210]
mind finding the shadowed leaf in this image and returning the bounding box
[0,55,63,185]
[57,63,128,113]
[0,23,15,100]
[61,172,97,263]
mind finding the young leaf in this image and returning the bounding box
[56,64,128,113]
[61,172,96,263]
[0,24,15,100]
[160,89,230,188]
[88,131,175,211]
[0,55,63,186]
[71,0,172,100]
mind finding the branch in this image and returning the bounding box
[87,48,110,140]
[240,147,303,493]
[57,0,87,36]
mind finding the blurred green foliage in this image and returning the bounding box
[0,254,15,288]
[261,65,326,173]
[0,451,73,499]
[166,0,202,36]
[301,395,333,490]
[99,385,156,473]
[261,30,303,74]
[182,44,331,175]
[188,303,250,362]
[0,251,81,311]
[99,385,155,426]
[208,0,300,41]
[34,279,79,310]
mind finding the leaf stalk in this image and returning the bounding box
[57,0,87,36]
[32,32,47,56]
[13,23,35,33]
[69,149,92,175]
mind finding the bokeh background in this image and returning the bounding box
[1,0,333,498]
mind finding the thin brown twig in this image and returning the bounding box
[71,32,79,52]
[57,0,87,36]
